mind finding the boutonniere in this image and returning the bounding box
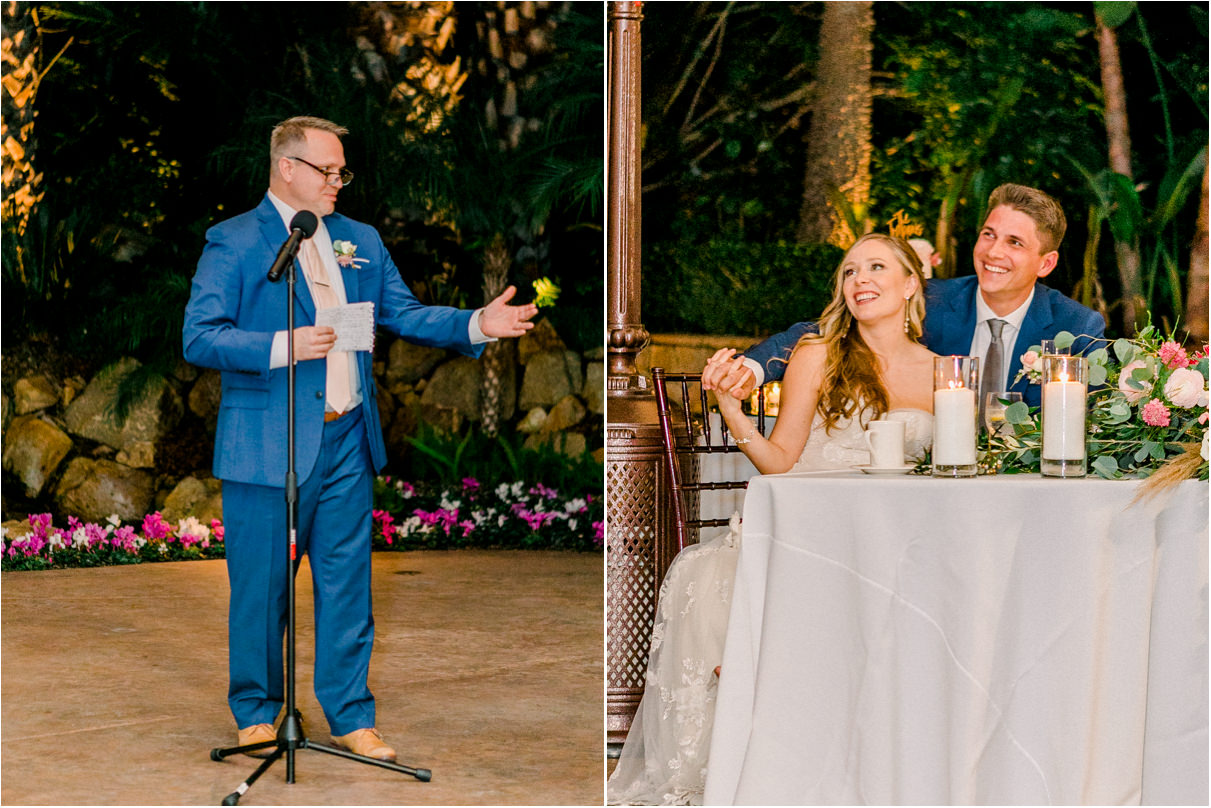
[333,240,370,268]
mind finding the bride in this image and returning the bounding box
[608,233,936,805]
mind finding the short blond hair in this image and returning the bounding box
[269,116,349,174]
[985,183,1066,254]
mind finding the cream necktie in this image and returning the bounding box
[299,238,352,414]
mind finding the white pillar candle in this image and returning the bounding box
[1042,378,1085,460]
[933,385,977,465]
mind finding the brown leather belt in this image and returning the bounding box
[324,409,349,423]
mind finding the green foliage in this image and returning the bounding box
[640,3,823,246]
[397,419,602,499]
[995,324,1208,480]
[644,240,843,336]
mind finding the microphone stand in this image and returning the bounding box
[209,231,431,805]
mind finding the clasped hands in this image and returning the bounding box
[292,285,539,359]
[702,348,758,415]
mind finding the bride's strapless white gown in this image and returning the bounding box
[607,409,933,806]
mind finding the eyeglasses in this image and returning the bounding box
[288,156,354,187]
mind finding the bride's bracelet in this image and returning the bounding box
[734,428,757,445]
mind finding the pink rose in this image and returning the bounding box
[1163,367,1206,409]
[1141,398,1171,427]
[1118,360,1150,404]
[1020,350,1042,374]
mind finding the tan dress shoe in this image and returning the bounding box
[237,723,277,758]
[332,727,397,762]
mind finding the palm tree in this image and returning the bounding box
[797,1,873,247]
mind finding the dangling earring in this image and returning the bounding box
[904,296,912,334]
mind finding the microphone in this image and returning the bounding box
[267,210,319,282]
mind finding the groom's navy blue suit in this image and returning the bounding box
[744,276,1105,408]
[183,195,482,734]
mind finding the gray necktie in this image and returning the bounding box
[980,319,1007,405]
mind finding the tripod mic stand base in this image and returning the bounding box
[210,714,431,805]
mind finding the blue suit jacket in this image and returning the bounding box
[744,276,1106,407]
[183,195,482,487]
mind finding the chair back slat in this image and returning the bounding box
[651,367,771,552]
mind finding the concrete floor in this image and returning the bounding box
[1,550,604,806]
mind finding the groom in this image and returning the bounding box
[183,116,537,760]
[720,184,1105,408]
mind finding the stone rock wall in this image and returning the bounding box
[1,318,602,529]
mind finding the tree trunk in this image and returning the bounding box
[1,0,43,238]
[796,1,873,247]
[479,234,513,437]
[1186,162,1209,343]
[1097,21,1146,334]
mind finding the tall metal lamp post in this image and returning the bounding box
[606,0,680,748]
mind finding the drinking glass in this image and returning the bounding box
[983,392,1023,436]
[1040,339,1071,356]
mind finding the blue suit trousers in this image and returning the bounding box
[222,406,377,736]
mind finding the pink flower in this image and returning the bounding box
[1019,351,1042,381]
[1201,411,1209,426]
[1118,360,1151,404]
[1141,398,1172,427]
[1164,368,1206,409]
[142,512,172,541]
[1158,341,1189,369]
[210,520,225,542]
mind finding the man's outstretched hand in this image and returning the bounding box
[479,285,539,338]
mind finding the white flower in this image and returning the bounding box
[1164,368,1206,409]
[177,516,210,541]
[1118,360,1151,404]
[1202,429,1209,461]
[564,497,587,514]
[106,514,122,527]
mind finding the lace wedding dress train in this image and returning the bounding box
[607,409,933,805]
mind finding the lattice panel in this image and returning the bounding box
[606,457,661,691]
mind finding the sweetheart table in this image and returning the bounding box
[704,472,1208,805]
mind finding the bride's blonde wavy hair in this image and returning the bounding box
[792,233,927,432]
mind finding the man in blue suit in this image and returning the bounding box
[183,116,537,761]
[724,184,1105,408]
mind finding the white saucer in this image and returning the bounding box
[853,464,916,475]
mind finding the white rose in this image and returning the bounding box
[1202,430,1209,462]
[1118,360,1150,404]
[1164,368,1206,409]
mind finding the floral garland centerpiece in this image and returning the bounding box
[996,325,1208,482]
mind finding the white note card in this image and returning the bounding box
[316,302,375,352]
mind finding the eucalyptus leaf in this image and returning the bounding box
[1113,338,1137,364]
[1089,364,1108,386]
[1005,401,1032,424]
[1091,454,1121,478]
[1107,401,1132,423]
[1054,331,1076,350]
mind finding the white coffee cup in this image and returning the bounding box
[864,419,906,468]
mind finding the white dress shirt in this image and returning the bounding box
[968,286,1034,393]
[265,192,491,411]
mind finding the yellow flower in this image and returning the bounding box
[532,277,560,308]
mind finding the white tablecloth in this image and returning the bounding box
[705,472,1208,805]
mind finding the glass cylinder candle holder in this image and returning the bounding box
[1041,355,1088,477]
[932,356,979,477]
